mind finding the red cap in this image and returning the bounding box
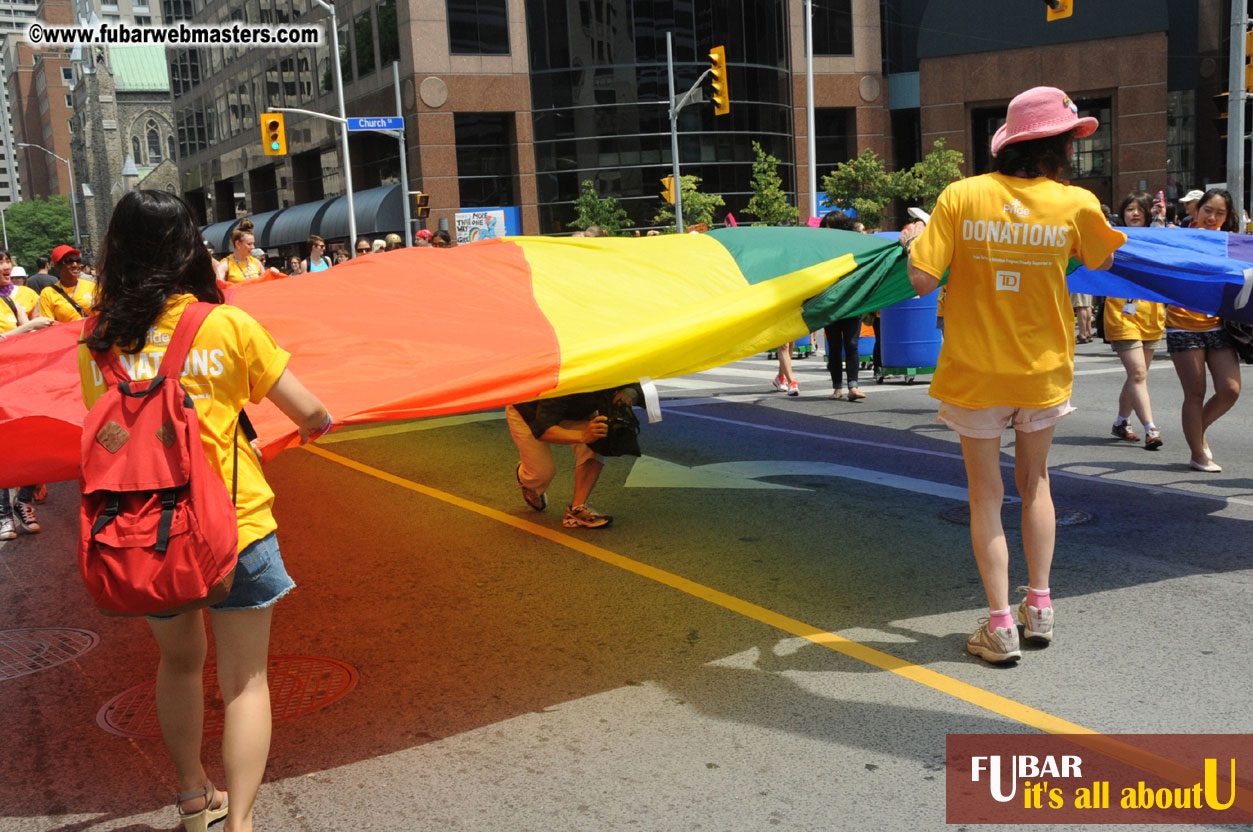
[51,244,81,264]
[416,229,433,240]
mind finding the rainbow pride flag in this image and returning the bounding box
[0,228,911,486]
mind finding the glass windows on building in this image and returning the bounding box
[447,0,509,55]
[378,0,400,68]
[1166,90,1196,197]
[354,10,375,78]
[132,135,141,163]
[455,113,516,208]
[815,107,854,172]
[526,0,792,232]
[147,120,162,162]
[812,0,852,56]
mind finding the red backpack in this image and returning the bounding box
[79,302,240,616]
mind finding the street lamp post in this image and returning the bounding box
[312,0,357,247]
[16,142,82,247]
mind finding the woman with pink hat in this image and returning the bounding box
[897,86,1127,665]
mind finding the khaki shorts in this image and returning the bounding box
[937,400,1075,439]
[1111,339,1162,352]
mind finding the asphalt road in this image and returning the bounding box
[2,339,1252,831]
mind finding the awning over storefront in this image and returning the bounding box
[201,218,242,254]
[265,199,333,249]
[201,185,405,253]
[317,185,403,242]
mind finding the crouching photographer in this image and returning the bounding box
[506,384,643,529]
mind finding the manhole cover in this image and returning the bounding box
[97,655,358,738]
[0,628,99,681]
[939,505,1093,527]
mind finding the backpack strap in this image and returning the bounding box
[1,294,16,318]
[52,284,85,318]
[83,315,133,388]
[155,302,215,380]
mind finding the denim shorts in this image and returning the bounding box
[147,531,294,620]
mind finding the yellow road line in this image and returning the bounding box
[302,446,1253,808]
[304,443,1088,734]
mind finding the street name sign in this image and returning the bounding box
[347,117,404,131]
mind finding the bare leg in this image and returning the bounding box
[1171,348,1210,464]
[571,455,604,507]
[148,612,211,802]
[1201,347,1242,457]
[1014,426,1057,592]
[959,435,1009,610]
[210,607,274,832]
[1116,347,1155,427]
[777,342,794,383]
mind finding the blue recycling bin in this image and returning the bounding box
[880,293,941,373]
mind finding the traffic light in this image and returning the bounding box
[1246,28,1253,92]
[261,113,286,155]
[414,191,430,218]
[709,45,729,116]
[660,176,675,204]
[1045,0,1072,20]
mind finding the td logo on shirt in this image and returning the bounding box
[996,270,1021,292]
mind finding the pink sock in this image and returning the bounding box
[989,608,1014,632]
[1027,587,1052,610]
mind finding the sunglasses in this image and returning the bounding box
[356,247,370,253]
[312,242,325,248]
[62,258,82,265]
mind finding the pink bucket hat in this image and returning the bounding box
[991,86,1098,157]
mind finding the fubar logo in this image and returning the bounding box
[997,270,1021,292]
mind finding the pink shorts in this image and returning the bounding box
[937,400,1075,439]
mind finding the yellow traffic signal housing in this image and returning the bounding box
[1045,0,1072,21]
[1246,29,1253,92]
[660,176,676,204]
[709,45,729,116]
[262,113,286,156]
[414,191,431,218]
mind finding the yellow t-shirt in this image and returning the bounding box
[78,295,291,551]
[221,255,262,284]
[38,279,96,322]
[1103,299,1165,342]
[1165,306,1220,331]
[0,286,39,333]
[911,172,1126,409]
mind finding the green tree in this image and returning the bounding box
[743,141,798,226]
[897,138,965,212]
[652,174,725,229]
[571,179,630,235]
[820,147,899,231]
[5,196,74,272]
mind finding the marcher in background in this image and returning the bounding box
[27,255,54,295]
[38,244,95,322]
[414,229,433,247]
[505,385,641,529]
[79,189,330,832]
[10,265,27,286]
[431,230,453,248]
[287,256,304,275]
[250,248,267,270]
[1070,292,1094,344]
[1166,188,1242,472]
[899,86,1125,665]
[333,248,350,265]
[355,238,372,257]
[819,210,867,401]
[370,239,386,254]
[215,220,262,284]
[1105,191,1166,450]
[302,235,330,273]
[384,233,403,251]
[1177,190,1204,228]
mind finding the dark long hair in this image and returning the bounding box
[86,190,223,353]
[1118,191,1153,228]
[1198,188,1238,232]
[993,130,1075,181]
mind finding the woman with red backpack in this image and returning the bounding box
[78,190,330,832]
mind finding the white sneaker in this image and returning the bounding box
[0,516,15,540]
[1016,587,1054,644]
[771,375,787,392]
[966,619,1021,664]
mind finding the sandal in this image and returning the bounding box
[177,783,228,832]
[847,389,866,401]
[829,389,846,400]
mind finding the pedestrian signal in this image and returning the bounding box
[709,45,729,116]
[262,113,286,156]
[414,191,430,218]
[1045,0,1072,20]
[660,176,676,204]
[1246,29,1253,92]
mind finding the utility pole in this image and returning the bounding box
[1229,0,1248,231]
[313,0,356,246]
[666,31,683,232]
